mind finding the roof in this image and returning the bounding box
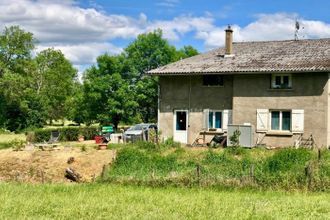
[148,38,330,75]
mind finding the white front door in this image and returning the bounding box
[173,110,188,144]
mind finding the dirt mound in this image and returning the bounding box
[0,146,115,183]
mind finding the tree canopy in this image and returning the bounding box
[79,29,199,127]
[0,26,198,131]
[0,26,77,131]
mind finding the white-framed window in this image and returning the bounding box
[208,111,222,129]
[271,74,292,89]
[256,109,304,133]
[203,109,232,131]
[270,110,291,131]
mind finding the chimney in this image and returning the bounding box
[225,25,233,55]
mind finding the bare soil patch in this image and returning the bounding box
[0,143,115,183]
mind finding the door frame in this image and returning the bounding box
[173,109,189,144]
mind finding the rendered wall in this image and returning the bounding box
[158,73,329,147]
[232,73,328,147]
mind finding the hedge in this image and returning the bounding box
[27,127,99,142]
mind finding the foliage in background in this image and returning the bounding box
[0,26,199,131]
[30,127,99,142]
[0,26,78,131]
[78,30,199,126]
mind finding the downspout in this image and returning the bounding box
[157,81,160,138]
[188,75,192,144]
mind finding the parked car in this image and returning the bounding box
[123,123,157,143]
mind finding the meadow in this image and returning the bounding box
[0,183,329,219]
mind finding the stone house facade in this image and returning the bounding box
[149,27,330,148]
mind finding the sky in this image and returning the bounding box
[0,0,329,74]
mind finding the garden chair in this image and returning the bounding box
[48,131,60,144]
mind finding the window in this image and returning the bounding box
[270,111,291,131]
[203,75,224,86]
[208,111,222,129]
[271,74,292,89]
[257,109,304,133]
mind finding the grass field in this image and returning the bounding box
[0,183,329,219]
[0,133,26,149]
[0,133,26,142]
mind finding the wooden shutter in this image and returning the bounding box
[222,109,232,131]
[256,109,269,132]
[203,109,210,130]
[292,109,304,133]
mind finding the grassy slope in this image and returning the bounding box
[0,183,329,219]
[105,145,330,191]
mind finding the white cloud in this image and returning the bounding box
[147,15,214,41]
[196,13,330,49]
[156,0,180,8]
[36,43,123,65]
[0,1,329,73]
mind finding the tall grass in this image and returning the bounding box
[0,133,26,150]
[0,183,328,219]
[103,144,330,191]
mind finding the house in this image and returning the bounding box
[148,26,330,148]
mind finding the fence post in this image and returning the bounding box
[196,164,201,185]
[318,149,321,161]
[250,164,255,182]
[305,163,313,190]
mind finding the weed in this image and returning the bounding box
[10,139,26,151]
[80,145,87,152]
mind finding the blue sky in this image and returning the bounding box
[0,0,329,74]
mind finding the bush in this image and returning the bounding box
[160,137,181,148]
[264,148,312,173]
[31,127,99,142]
[9,139,26,151]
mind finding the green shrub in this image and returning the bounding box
[9,139,26,151]
[0,128,10,134]
[31,127,98,142]
[225,146,248,156]
[264,148,312,173]
[135,141,157,151]
[160,137,181,148]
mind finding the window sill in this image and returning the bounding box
[266,131,293,136]
[202,85,224,88]
[201,129,224,135]
[268,88,293,92]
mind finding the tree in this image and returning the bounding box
[124,29,199,122]
[34,48,77,123]
[124,30,176,122]
[0,26,77,130]
[0,26,35,75]
[175,45,199,60]
[81,54,138,129]
[0,26,37,130]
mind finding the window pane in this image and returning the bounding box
[282,111,291,131]
[275,76,281,86]
[176,111,187,130]
[271,111,280,130]
[209,112,214,128]
[283,76,289,88]
[215,112,222,128]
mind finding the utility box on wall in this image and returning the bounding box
[227,124,254,148]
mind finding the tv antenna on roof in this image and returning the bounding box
[294,20,304,40]
[294,20,300,40]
